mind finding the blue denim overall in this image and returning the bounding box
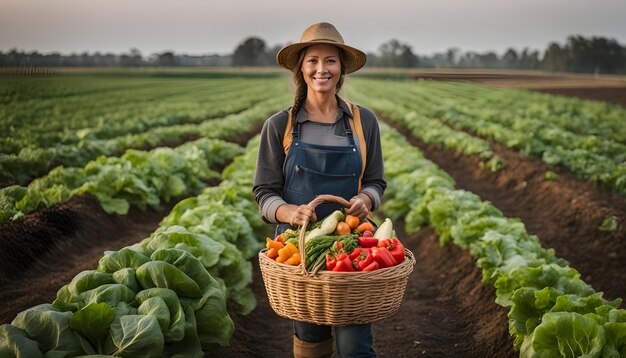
[276,116,376,358]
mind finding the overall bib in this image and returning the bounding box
[277,114,375,357]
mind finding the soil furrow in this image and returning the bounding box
[384,118,626,302]
[0,194,178,324]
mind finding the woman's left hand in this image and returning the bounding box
[347,193,372,221]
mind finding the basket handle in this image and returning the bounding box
[297,194,351,274]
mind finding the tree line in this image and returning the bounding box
[1,35,625,74]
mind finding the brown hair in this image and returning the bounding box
[290,46,346,125]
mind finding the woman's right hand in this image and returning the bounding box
[277,204,317,227]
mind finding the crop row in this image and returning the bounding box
[347,84,505,171]
[0,89,290,223]
[351,78,626,196]
[418,81,626,144]
[0,76,282,152]
[379,122,626,357]
[0,138,244,224]
[0,137,269,357]
[1,79,290,185]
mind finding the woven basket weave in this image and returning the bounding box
[259,194,415,326]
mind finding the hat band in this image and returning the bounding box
[306,38,341,44]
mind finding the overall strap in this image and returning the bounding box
[344,100,367,192]
[283,109,294,155]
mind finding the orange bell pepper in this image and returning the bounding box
[266,237,285,251]
[266,247,279,259]
[285,252,301,266]
[276,242,299,263]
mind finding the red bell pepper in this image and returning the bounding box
[371,246,396,268]
[275,234,283,243]
[352,250,374,271]
[348,247,370,260]
[325,253,337,271]
[361,261,380,272]
[357,236,379,248]
[332,252,354,272]
[390,238,405,264]
[377,238,392,248]
[377,237,405,265]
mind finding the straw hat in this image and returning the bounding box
[276,22,367,74]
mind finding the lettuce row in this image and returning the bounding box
[351,78,626,196]
[1,75,266,153]
[0,137,244,223]
[0,77,288,185]
[379,122,626,357]
[0,137,270,357]
[0,243,232,357]
[348,84,505,172]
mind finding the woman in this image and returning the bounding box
[253,22,386,358]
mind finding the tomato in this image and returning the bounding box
[356,221,374,234]
[336,222,351,236]
[345,215,360,230]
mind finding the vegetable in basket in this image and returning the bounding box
[357,236,378,248]
[331,252,354,272]
[276,243,300,265]
[304,210,344,243]
[356,221,375,234]
[351,249,374,271]
[373,218,393,239]
[305,235,358,272]
[371,246,397,268]
[378,238,405,265]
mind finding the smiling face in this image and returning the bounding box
[300,44,342,95]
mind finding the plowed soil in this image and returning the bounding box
[0,194,180,322]
[1,83,624,357]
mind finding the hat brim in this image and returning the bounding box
[276,41,367,74]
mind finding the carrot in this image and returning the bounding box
[356,221,374,234]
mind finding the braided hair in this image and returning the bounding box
[290,47,346,126]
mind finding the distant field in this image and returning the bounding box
[1,68,625,357]
[358,67,626,107]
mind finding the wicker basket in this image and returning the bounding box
[258,194,416,326]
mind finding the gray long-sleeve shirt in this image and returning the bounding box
[252,96,386,224]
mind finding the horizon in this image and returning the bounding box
[1,0,625,58]
[2,31,623,59]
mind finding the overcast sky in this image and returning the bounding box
[1,0,625,57]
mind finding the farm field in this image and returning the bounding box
[1,68,625,357]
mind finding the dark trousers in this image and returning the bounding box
[294,320,376,357]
